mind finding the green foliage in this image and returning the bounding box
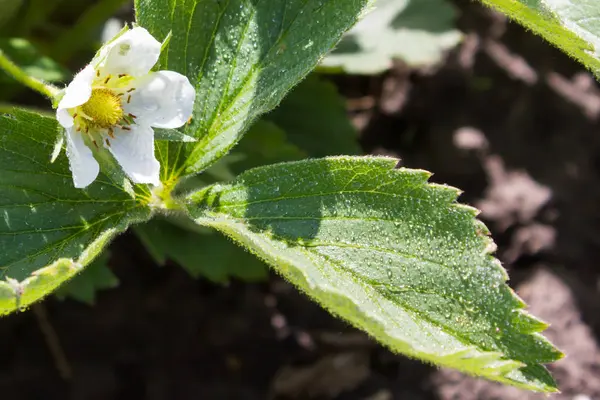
[0,38,66,83]
[135,0,372,179]
[0,0,566,391]
[321,0,463,74]
[55,251,119,305]
[225,119,307,173]
[480,0,600,76]
[134,219,268,282]
[265,75,360,157]
[186,157,562,391]
[0,110,151,314]
[136,120,305,283]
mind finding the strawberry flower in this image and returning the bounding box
[56,27,195,188]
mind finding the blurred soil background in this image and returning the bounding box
[1,0,600,399]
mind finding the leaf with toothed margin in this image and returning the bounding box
[184,156,563,392]
[0,228,121,313]
[134,0,374,181]
[0,110,151,315]
[479,0,600,77]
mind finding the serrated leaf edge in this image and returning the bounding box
[188,155,564,392]
[0,227,119,315]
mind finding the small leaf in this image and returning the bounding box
[321,0,462,74]
[179,120,305,192]
[154,128,197,143]
[479,0,600,76]
[55,251,119,305]
[0,38,66,83]
[134,218,268,283]
[226,119,306,174]
[135,0,373,179]
[0,110,151,314]
[264,75,360,157]
[185,156,562,391]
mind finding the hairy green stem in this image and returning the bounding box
[0,49,60,99]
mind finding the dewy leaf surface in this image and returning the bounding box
[480,0,600,76]
[0,110,151,314]
[186,156,562,391]
[135,0,373,180]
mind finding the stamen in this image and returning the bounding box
[118,74,128,78]
[96,70,100,77]
[128,113,137,119]
[127,94,131,103]
[72,113,78,118]
[121,126,131,131]
[108,127,115,138]
[79,88,124,128]
[105,138,111,147]
[104,75,112,84]
[127,88,136,93]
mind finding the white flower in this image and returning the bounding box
[56,26,195,189]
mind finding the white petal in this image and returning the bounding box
[59,65,95,109]
[65,128,100,189]
[56,107,74,128]
[107,125,160,185]
[124,71,195,129]
[101,27,161,76]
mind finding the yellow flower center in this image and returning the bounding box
[80,88,123,128]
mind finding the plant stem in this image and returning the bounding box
[0,49,60,99]
[32,303,72,380]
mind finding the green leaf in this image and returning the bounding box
[264,75,360,157]
[176,120,305,193]
[134,218,268,283]
[479,0,600,76]
[55,250,119,305]
[0,110,151,315]
[226,119,306,174]
[0,38,66,83]
[154,128,197,143]
[135,0,373,181]
[321,0,462,74]
[185,156,563,392]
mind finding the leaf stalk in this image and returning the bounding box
[0,48,60,100]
